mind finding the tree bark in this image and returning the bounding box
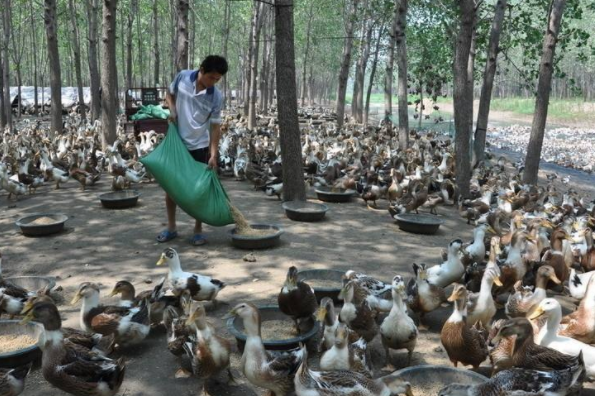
[2,1,12,130]
[175,0,189,72]
[453,0,476,198]
[125,0,136,89]
[68,0,86,121]
[385,2,398,127]
[260,12,272,114]
[29,0,38,116]
[335,0,357,130]
[221,0,230,108]
[354,11,373,123]
[85,0,101,121]
[101,0,118,147]
[523,0,567,185]
[364,24,384,127]
[248,2,265,130]
[300,2,314,108]
[44,0,62,134]
[473,0,507,164]
[152,0,160,85]
[395,0,409,149]
[0,45,4,127]
[275,0,305,201]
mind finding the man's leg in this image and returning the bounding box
[166,193,177,231]
[193,220,202,235]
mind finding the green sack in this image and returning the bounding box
[140,123,234,226]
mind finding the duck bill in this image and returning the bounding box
[487,226,497,234]
[528,307,545,320]
[315,307,327,322]
[491,333,502,345]
[447,291,458,303]
[221,309,237,320]
[108,289,119,298]
[70,292,82,305]
[20,300,35,315]
[493,277,503,287]
[156,255,166,266]
[549,274,561,284]
[20,311,34,325]
[185,312,197,326]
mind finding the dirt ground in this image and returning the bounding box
[1,168,594,395]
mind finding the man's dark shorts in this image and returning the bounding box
[189,147,209,164]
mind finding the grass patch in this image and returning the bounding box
[490,97,595,121]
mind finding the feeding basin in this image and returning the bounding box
[297,269,345,303]
[391,365,488,396]
[230,224,284,249]
[282,201,328,222]
[0,320,43,369]
[99,190,140,209]
[394,213,444,235]
[5,276,56,294]
[15,214,68,237]
[314,187,355,203]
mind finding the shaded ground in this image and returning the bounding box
[1,172,594,395]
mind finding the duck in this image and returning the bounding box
[406,263,446,329]
[156,248,225,305]
[344,270,391,297]
[438,364,584,396]
[542,228,572,286]
[17,158,44,194]
[498,231,533,292]
[320,323,370,376]
[278,266,318,332]
[440,284,488,369]
[505,265,560,318]
[380,275,418,368]
[426,239,465,288]
[315,297,359,353]
[224,302,303,396]
[0,252,44,317]
[529,298,595,378]
[558,274,595,343]
[21,295,115,356]
[20,301,126,396]
[182,301,233,392]
[568,268,595,300]
[109,278,178,325]
[466,267,502,327]
[460,224,490,267]
[71,282,151,346]
[0,364,31,396]
[294,345,413,396]
[0,165,27,200]
[163,301,194,360]
[339,281,379,342]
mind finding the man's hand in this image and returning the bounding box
[168,111,177,124]
[207,155,218,170]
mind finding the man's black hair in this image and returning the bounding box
[200,55,228,75]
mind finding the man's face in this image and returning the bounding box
[199,69,223,89]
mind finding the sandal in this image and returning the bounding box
[156,230,178,243]
[191,234,207,246]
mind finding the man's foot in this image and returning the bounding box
[191,234,207,246]
[156,229,178,243]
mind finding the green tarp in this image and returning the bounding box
[130,104,170,121]
[140,123,234,226]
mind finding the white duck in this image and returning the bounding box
[427,239,465,288]
[529,298,595,378]
[156,248,226,304]
[568,268,595,300]
[467,268,502,327]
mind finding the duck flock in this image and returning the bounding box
[487,124,595,173]
[1,110,595,396]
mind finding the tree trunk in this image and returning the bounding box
[260,13,272,114]
[467,13,478,151]
[523,0,567,185]
[275,0,305,202]
[175,0,189,72]
[453,0,476,198]
[44,0,62,134]
[86,0,101,121]
[300,2,314,108]
[68,0,86,121]
[101,0,118,147]
[125,0,136,89]
[364,24,384,127]
[396,0,409,149]
[221,0,230,108]
[335,0,357,130]
[30,0,38,116]
[136,0,143,85]
[473,0,507,164]
[243,3,258,116]
[2,1,12,130]
[248,2,265,130]
[0,45,5,127]
[152,0,159,85]
[385,2,397,127]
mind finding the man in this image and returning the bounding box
[156,55,228,246]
